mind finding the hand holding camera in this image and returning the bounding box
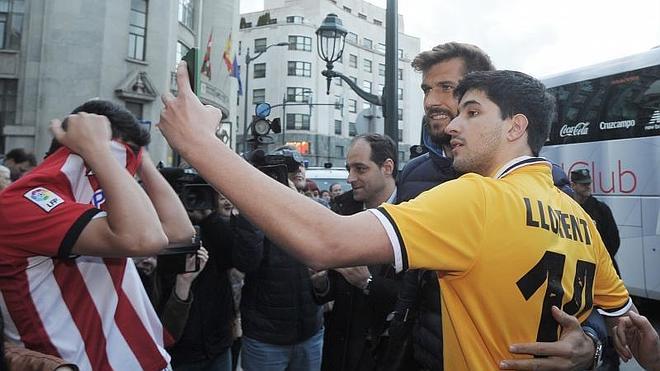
[174,246,209,301]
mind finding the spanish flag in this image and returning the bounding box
[222,33,233,73]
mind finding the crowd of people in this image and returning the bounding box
[0,40,658,371]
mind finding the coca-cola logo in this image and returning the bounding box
[559,122,590,137]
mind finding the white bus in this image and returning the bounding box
[540,47,660,300]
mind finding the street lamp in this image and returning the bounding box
[315,3,398,150]
[242,41,290,153]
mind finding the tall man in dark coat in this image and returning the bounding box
[315,133,400,371]
[570,168,621,273]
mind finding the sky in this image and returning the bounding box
[240,0,660,78]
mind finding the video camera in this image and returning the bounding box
[158,166,216,211]
[245,103,304,185]
[154,166,212,274]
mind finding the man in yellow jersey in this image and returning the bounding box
[154,65,633,370]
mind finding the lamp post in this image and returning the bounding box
[315,3,398,151]
[242,41,289,153]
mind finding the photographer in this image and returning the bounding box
[156,170,241,371]
[134,248,209,343]
[232,148,323,371]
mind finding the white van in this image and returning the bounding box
[305,166,350,193]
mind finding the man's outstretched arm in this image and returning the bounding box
[157,63,393,270]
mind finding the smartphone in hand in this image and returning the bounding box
[182,48,200,95]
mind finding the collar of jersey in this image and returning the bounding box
[494,156,550,180]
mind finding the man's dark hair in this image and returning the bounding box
[351,133,398,177]
[411,42,495,74]
[5,148,36,166]
[453,70,555,156]
[46,100,150,157]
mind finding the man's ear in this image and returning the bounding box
[382,158,395,176]
[507,113,529,142]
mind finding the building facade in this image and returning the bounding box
[0,0,240,164]
[238,0,422,167]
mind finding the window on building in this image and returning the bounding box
[349,122,357,136]
[378,84,384,94]
[254,63,266,78]
[286,87,311,102]
[288,61,311,77]
[378,63,385,77]
[362,80,372,93]
[343,6,352,13]
[178,0,194,29]
[335,145,344,157]
[286,113,310,130]
[362,37,373,49]
[349,54,357,68]
[376,43,386,54]
[398,129,403,142]
[253,88,265,104]
[398,108,403,121]
[348,99,357,113]
[398,68,403,80]
[128,0,148,60]
[288,35,312,51]
[334,95,342,110]
[398,151,405,163]
[0,0,24,50]
[334,78,343,86]
[350,76,357,84]
[254,38,267,53]
[346,32,357,44]
[125,102,144,120]
[373,19,382,26]
[176,41,190,65]
[398,87,403,100]
[362,102,371,110]
[398,48,404,59]
[0,79,17,152]
[358,13,366,20]
[286,16,304,24]
[334,120,342,135]
[363,59,372,73]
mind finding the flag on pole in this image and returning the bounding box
[200,31,213,79]
[222,33,233,73]
[231,54,242,95]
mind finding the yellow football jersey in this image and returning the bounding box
[371,157,630,370]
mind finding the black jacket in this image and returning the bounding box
[160,212,236,366]
[232,214,323,345]
[319,191,402,371]
[389,149,457,371]
[581,196,621,272]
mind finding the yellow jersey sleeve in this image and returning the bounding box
[591,229,632,315]
[375,175,486,275]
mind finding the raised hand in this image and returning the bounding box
[50,113,112,158]
[158,62,224,157]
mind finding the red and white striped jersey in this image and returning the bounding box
[0,142,170,371]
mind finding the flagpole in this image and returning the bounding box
[241,42,290,153]
[196,0,204,48]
